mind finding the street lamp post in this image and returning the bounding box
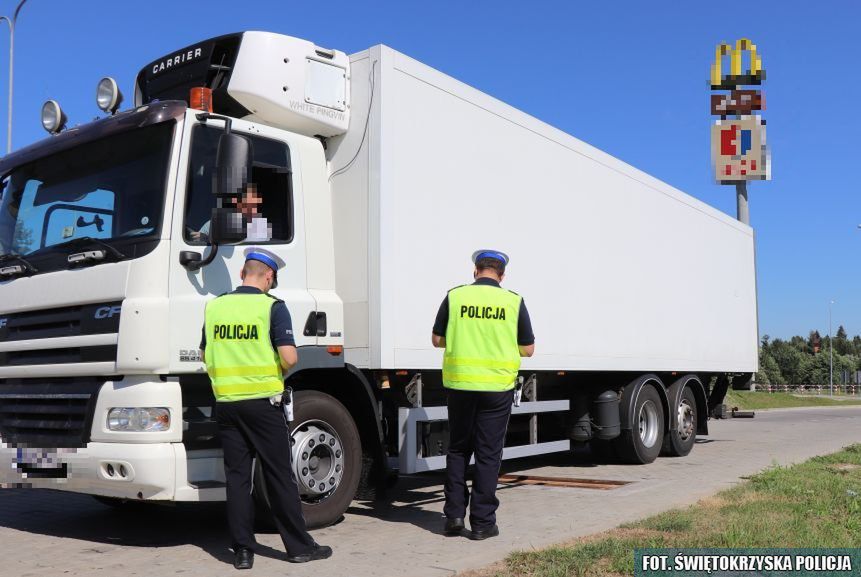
[829,299,834,397]
[0,0,30,155]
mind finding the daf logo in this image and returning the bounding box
[179,349,202,362]
[94,306,122,319]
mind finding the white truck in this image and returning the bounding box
[0,31,757,527]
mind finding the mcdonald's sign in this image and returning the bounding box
[710,39,764,90]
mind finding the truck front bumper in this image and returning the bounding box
[0,441,183,500]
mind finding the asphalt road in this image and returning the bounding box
[2,406,860,577]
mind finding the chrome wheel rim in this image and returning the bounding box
[291,420,344,502]
[677,398,695,441]
[638,400,659,448]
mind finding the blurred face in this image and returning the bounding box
[235,185,262,219]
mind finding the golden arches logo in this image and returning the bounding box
[711,38,764,89]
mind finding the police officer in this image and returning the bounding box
[201,248,332,569]
[432,250,535,540]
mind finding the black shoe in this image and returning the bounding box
[286,544,333,563]
[469,525,500,541]
[233,547,254,570]
[444,517,465,536]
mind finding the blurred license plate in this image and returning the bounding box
[15,447,60,470]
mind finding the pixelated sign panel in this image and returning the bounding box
[711,90,764,115]
[711,116,769,182]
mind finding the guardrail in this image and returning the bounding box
[753,383,859,395]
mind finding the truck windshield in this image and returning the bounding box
[0,121,174,262]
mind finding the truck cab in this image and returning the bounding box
[0,32,376,528]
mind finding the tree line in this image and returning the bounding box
[757,326,861,386]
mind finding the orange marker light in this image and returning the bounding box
[190,87,213,112]
[327,345,343,356]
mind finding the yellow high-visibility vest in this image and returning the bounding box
[204,293,284,402]
[442,284,522,392]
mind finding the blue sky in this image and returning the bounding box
[2,0,858,339]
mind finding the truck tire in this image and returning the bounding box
[614,383,665,464]
[354,454,378,501]
[253,390,362,529]
[662,384,697,457]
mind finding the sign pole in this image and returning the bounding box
[710,39,767,225]
[736,181,749,225]
[710,39,766,392]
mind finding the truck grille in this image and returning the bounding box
[0,301,122,368]
[0,378,102,448]
[0,346,117,366]
[0,302,122,342]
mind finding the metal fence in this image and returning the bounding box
[754,383,859,395]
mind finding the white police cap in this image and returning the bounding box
[471,249,510,266]
[243,247,285,288]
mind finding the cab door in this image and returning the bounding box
[167,111,317,376]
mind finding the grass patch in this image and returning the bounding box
[472,444,861,577]
[723,390,861,410]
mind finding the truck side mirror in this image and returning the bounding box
[214,132,252,197]
[209,131,253,244]
[179,250,203,271]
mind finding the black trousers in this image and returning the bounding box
[216,397,316,555]
[443,388,514,529]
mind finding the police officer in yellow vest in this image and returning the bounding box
[432,250,535,540]
[201,248,332,570]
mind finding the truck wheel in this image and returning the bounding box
[615,383,665,464]
[253,390,362,529]
[662,385,697,457]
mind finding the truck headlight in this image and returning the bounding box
[107,408,170,432]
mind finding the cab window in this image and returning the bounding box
[184,125,293,245]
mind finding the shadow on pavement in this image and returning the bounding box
[1,450,645,557]
[347,451,619,534]
[0,489,289,565]
[349,474,528,536]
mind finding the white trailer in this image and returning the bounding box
[332,46,757,374]
[0,31,756,528]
